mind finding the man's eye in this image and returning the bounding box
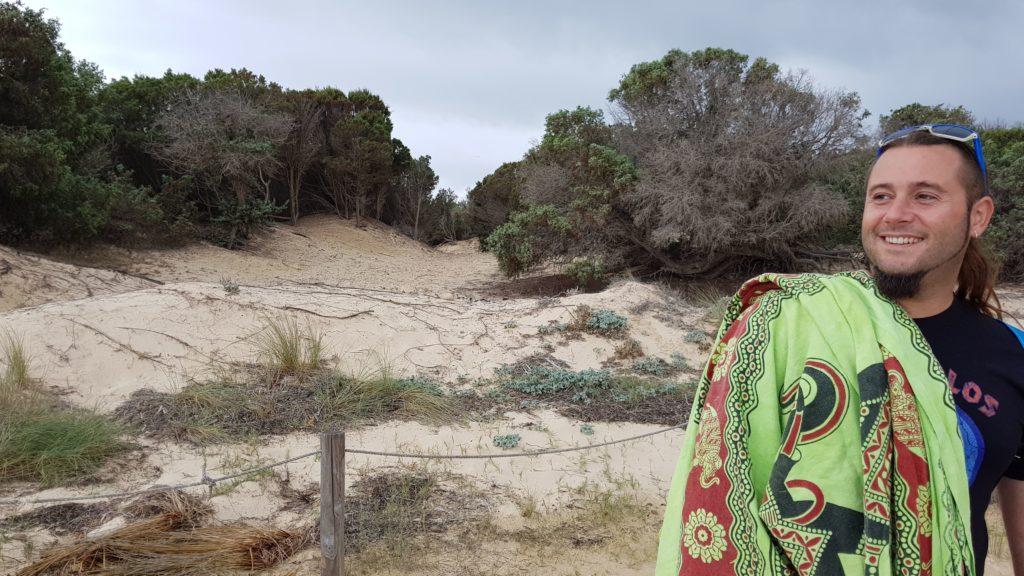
[917,193,938,201]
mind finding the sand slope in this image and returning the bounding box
[0,245,156,313]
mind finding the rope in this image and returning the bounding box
[0,450,322,506]
[0,425,684,507]
[346,424,683,459]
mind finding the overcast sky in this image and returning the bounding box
[24,0,1024,196]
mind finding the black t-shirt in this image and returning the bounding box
[913,298,1024,575]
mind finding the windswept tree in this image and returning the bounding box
[492,48,869,279]
[612,48,867,276]
[151,88,292,246]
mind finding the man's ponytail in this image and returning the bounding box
[956,237,1003,319]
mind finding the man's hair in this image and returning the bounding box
[874,131,1003,319]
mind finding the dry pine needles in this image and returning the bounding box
[17,490,313,576]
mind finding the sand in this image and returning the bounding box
[1,215,1020,575]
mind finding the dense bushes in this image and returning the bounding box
[484,49,866,280]
[0,2,466,249]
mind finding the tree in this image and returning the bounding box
[465,161,523,239]
[0,2,161,246]
[97,70,200,189]
[493,48,869,279]
[879,103,974,135]
[324,99,394,224]
[395,155,438,240]
[278,92,324,224]
[151,88,291,246]
[982,126,1024,281]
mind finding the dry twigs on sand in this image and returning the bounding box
[17,490,312,576]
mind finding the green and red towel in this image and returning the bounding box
[657,272,974,575]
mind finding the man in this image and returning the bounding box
[656,125,1024,576]
[864,126,1024,576]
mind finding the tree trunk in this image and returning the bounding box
[289,167,299,225]
[413,194,422,241]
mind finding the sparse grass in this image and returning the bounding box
[345,466,486,574]
[117,353,453,444]
[1,329,31,391]
[209,448,274,497]
[613,338,643,360]
[572,479,647,526]
[252,315,324,384]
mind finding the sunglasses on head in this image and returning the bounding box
[877,123,989,196]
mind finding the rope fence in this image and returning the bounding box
[0,424,683,507]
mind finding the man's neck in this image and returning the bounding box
[896,273,957,319]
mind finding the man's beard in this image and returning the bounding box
[866,219,972,301]
[873,269,927,300]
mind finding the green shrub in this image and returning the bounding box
[586,309,628,335]
[485,204,571,277]
[564,256,607,290]
[210,196,281,249]
[502,366,614,403]
[492,433,521,449]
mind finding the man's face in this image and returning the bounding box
[861,145,975,288]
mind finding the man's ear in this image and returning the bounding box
[971,195,995,238]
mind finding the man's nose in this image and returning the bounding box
[882,194,915,224]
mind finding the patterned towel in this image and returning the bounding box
[656,272,973,575]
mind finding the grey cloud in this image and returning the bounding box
[26,0,1024,194]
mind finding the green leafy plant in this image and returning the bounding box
[586,309,628,335]
[564,256,607,291]
[492,433,521,449]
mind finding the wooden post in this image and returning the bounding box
[320,431,345,576]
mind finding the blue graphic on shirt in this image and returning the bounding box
[956,405,985,486]
[1007,323,1024,349]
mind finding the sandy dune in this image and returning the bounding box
[1,216,1020,575]
[0,245,156,313]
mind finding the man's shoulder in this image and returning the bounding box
[736,271,879,311]
[1001,321,1024,350]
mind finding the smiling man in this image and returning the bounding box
[865,126,1024,576]
[657,126,1024,576]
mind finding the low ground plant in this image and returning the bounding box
[492,433,522,449]
[613,338,643,360]
[252,316,324,384]
[117,355,453,444]
[0,330,127,486]
[0,412,126,486]
[495,363,694,424]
